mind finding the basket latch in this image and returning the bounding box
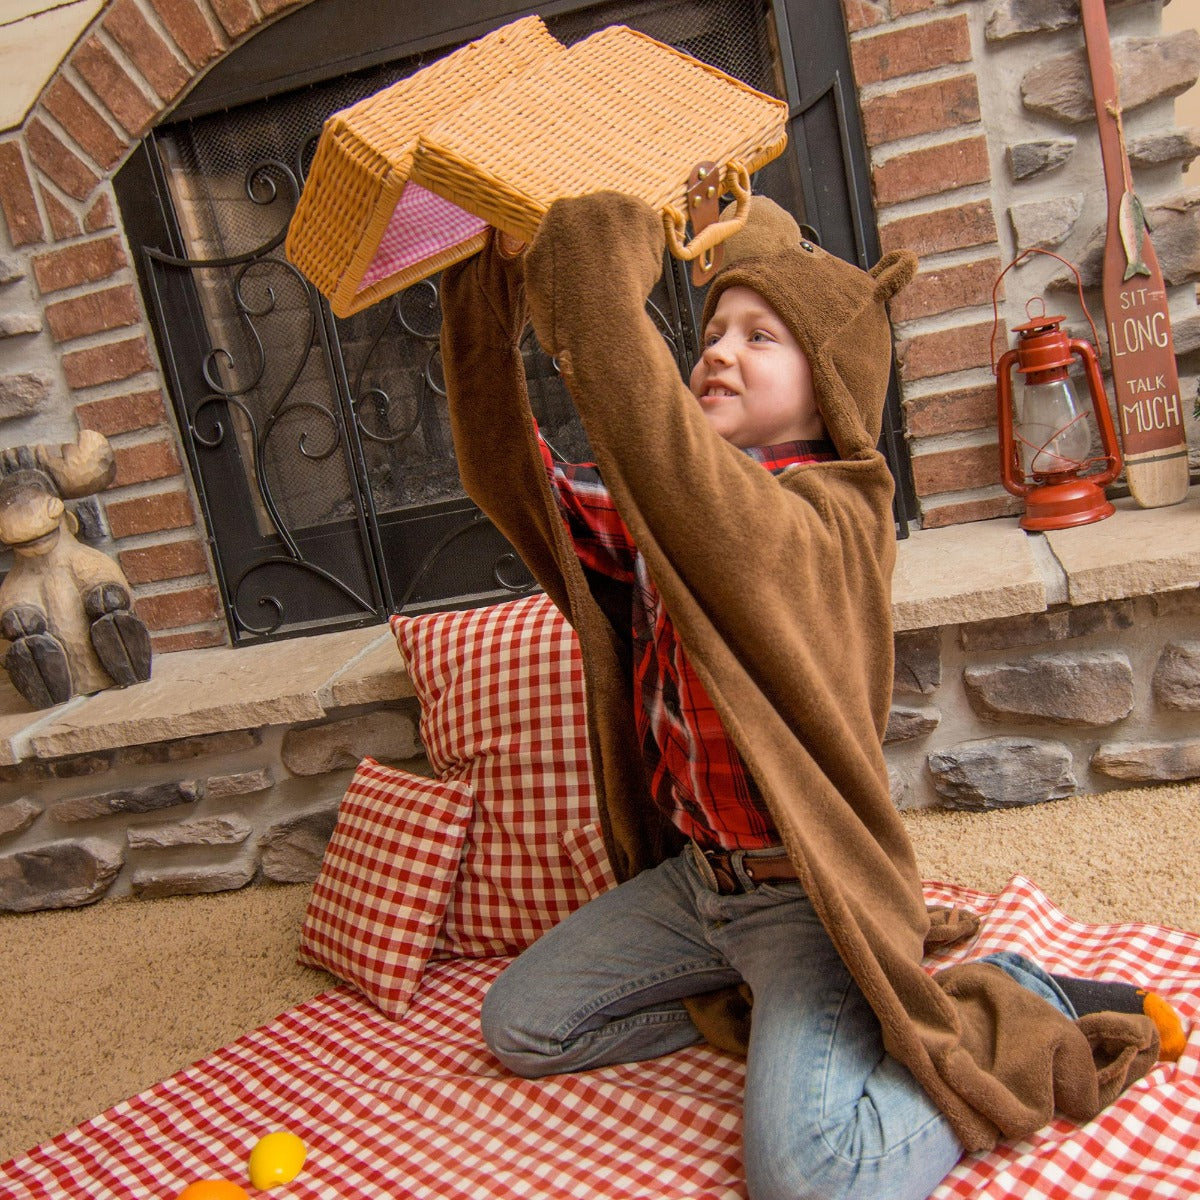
[687,162,724,286]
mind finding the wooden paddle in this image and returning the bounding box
[1080,0,1190,507]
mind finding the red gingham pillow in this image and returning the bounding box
[298,757,473,1017]
[562,821,619,900]
[391,592,601,957]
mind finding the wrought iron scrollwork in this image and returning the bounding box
[349,280,444,448]
[148,154,377,634]
[145,158,298,271]
[493,550,536,594]
[342,279,537,615]
[392,509,537,614]
[232,556,378,636]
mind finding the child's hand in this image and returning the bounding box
[496,231,527,259]
[524,192,665,356]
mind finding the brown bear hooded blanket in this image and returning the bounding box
[439,190,1157,1152]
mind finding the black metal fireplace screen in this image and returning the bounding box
[117,0,914,645]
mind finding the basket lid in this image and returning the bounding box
[285,15,562,316]
[412,25,788,237]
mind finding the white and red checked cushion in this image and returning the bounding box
[298,757,473,1018]
[562,819,619,899]
[391,592,601,957]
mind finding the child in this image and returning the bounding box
[438,191,1172,1200]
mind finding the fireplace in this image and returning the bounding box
[113,0,914,644]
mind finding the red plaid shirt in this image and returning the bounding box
[540,434,837,850]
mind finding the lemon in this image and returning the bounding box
[247,1130,307,1189]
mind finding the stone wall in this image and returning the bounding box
[0,693,427,911]
[0,0,1197,648]
[852,0,1200,527]
[1,558,1196,912]
[886,589,1200,809]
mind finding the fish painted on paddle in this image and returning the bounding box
[1117,191,1151,282]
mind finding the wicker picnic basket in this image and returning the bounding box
[284,16,562,318]
[411,25,788,264]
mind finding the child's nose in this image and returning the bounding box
[703,337,734,364]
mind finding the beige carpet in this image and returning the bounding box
[2,782,1198,1165]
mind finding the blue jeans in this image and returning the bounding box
[481,844,1075,1200]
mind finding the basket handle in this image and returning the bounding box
[665,161,752,264]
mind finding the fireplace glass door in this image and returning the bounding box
[119,0,913,644]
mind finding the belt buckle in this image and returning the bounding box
[704,849,742,895]
[690,842,740,894]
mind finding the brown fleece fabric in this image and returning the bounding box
[439,191,1158,1152]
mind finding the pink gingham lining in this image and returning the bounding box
[356,183,488,291]
[3,875,1197,1199]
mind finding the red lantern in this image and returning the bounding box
[991,248,1126,532]
[996,303,1123,530]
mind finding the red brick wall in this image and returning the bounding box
[845,1,1023,528]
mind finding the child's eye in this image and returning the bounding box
[750,330,775,343]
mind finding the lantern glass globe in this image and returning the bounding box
[1016,375,1091,477]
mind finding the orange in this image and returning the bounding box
[177,1181,251,1200]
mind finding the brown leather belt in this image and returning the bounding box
[699,846,798,895]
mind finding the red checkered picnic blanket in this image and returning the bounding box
[2,876,1197,1199]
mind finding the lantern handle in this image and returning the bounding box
[995,346,1030,500]
[989,248,1103,375]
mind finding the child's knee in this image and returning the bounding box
[743,1129,843,1200]
[744,1148,909,1200]
[479,972,520,1058]
[743,1104,961,1200]
[479,969,557,1077]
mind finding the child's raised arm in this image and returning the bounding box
[439,233,576,614]
[520,192,895,610]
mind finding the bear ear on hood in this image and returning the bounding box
[717,195,804,266]
[869,248,918,303]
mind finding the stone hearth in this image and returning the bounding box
[1,491,1198,913]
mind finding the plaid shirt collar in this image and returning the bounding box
[742,438,837,472]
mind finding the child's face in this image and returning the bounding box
[689,286,824,448]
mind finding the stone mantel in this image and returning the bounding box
[894,488,1200,630]
[0,622,412,766]
[0,487,1195,769]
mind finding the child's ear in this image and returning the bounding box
[869,249,918,303]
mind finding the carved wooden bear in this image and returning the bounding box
[0,431,152,709]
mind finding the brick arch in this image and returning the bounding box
[0,0,318,653]
[2,0,316,246]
